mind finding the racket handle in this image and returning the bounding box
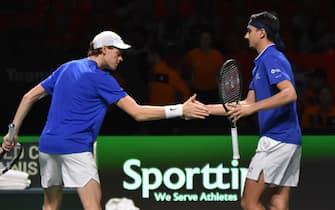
[231,127,240,160]
[8,123,15,143]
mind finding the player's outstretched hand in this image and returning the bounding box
[182,94,209,120]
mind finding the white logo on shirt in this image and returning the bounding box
[271,68,281,74]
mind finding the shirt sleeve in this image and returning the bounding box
[263,55,291,85]
[96,73,128,105]
[40,64,66,95]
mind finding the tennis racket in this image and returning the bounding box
[218,59,242,160]
[0,123,22,175]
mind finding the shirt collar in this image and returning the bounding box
[254,44,275,62]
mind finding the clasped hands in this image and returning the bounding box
[225,102,254,123]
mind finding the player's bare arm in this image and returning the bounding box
[239,90,256,105]
[206,89,256,117]
[11,84,48,134]
[228,80,296,121]
[116,94,209,121]
[2,84,48,150]
[205,104,228,116]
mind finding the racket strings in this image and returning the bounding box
[219,65,241,103]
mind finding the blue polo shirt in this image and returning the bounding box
[249,45,301,145]
[39,58,127,154]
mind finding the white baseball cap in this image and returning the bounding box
[92,31,131,49]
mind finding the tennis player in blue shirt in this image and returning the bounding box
[227,11,302,210]
[2,31,209,210]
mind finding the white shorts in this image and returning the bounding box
[39,152,100,188]
[247,136,301,187]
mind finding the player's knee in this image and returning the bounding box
[81,203,101,210]
[269,202,288,210]
[42,203,61,210]
[241,197,263,210]
[43,196,62,210]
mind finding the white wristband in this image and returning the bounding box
[164,104,183,119]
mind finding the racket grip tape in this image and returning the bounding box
[231,127,240,160]
[8,123,15,143]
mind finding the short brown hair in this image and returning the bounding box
[87,43,116,56]
[87,42,103,56]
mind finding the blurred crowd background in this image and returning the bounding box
[1,0,335,135]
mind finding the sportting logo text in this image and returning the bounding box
[122,159,247,199]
